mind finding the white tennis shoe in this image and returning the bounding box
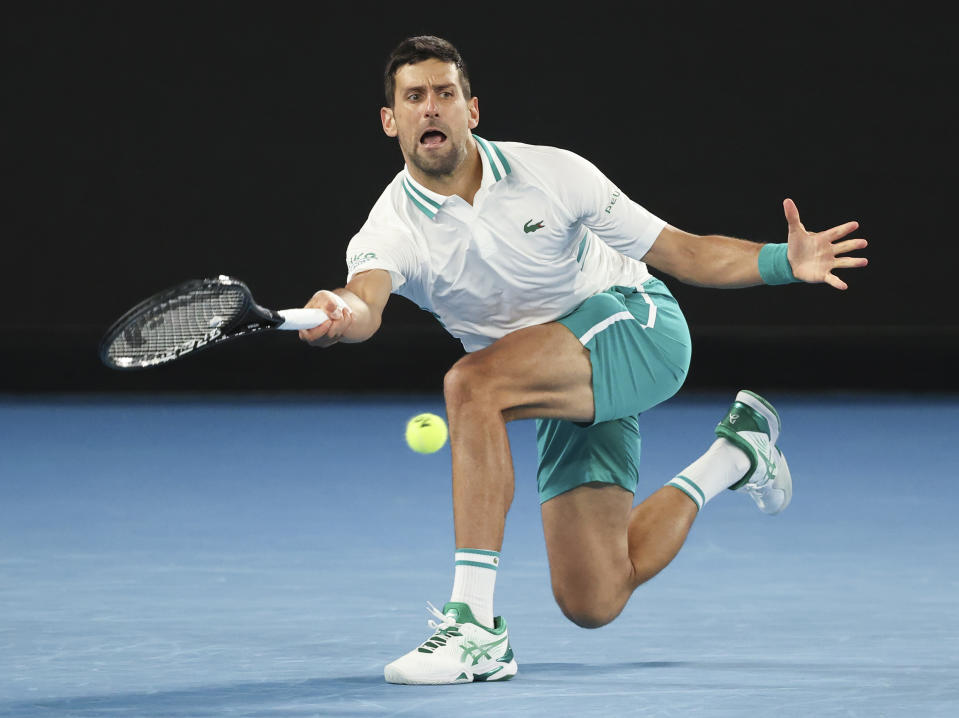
[715,389,793,515]
[384,601,517,685]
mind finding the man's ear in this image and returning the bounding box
[467,96,479,130]
[381,107,397,137]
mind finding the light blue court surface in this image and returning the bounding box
[1,393,957,717]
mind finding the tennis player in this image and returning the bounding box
[299,36,868,685]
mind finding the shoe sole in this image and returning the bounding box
[384,658,518,685]
[766,448,793,515]
[474,658,518,682]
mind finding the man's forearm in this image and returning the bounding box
[644,227,774,289]
[680,234,766,288]
[333,288,382,343]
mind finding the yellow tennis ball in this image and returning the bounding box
[405,413,448,454]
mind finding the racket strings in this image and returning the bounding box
[107,287,248,367]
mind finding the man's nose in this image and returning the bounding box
[424,92,439,116]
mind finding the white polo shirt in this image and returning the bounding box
[345,135,666,352]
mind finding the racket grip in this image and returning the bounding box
[276,308,331,330]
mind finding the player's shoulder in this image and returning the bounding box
[494,140,600,181]
[369,169,407,214]
[364,171,418,223]
[350,170,417,243]
[495,140,588,164]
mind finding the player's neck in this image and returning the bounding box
[406,139,483,206]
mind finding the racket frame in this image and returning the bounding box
[100,275,297,370]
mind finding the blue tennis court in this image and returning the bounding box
[1,393,957,717]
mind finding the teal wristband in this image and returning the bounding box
[758,243,799,285]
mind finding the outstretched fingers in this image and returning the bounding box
[824,220,860,242]
[824,235,869,291]
[783,197,869,290]
[823,235,869,290]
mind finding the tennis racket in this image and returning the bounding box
[99,275,329,370]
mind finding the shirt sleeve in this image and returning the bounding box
[345,202,417,290]
[555,149,666,261]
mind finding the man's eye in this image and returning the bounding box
[407,93,420,101]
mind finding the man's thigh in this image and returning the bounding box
[451,321,596,423]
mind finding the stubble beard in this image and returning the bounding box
[407,136,468,179]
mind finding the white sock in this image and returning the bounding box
[449,548,499,628]
[665,438,751,511]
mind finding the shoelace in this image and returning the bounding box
[419,601,462,648]
[743,481,768,497]
[426,601,453,627]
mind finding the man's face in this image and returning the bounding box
[381,58,479,178]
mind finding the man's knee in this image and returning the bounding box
[443,354,498,410]
[552,584,625,629]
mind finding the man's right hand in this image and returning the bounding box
[298,290,355,347]
[297,270,393,347]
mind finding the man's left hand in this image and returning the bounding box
[784,198,869,290]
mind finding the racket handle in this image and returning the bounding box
[276,308,331,330]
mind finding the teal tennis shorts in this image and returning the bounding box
[536,278,692,503]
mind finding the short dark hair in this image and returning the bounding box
[384,35,471,107]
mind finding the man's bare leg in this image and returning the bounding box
[441,318,729,633]
[442,322,596,551]
[541,483,699,627]
[440,321,705,619]
[385,321,712,683]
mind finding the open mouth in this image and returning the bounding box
[420,130,447,147]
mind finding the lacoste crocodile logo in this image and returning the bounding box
[524,219,545,233]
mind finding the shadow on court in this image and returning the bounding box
[0,675,382,718]
[0,663,688,717]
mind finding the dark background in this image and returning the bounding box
[4,2,955,395]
